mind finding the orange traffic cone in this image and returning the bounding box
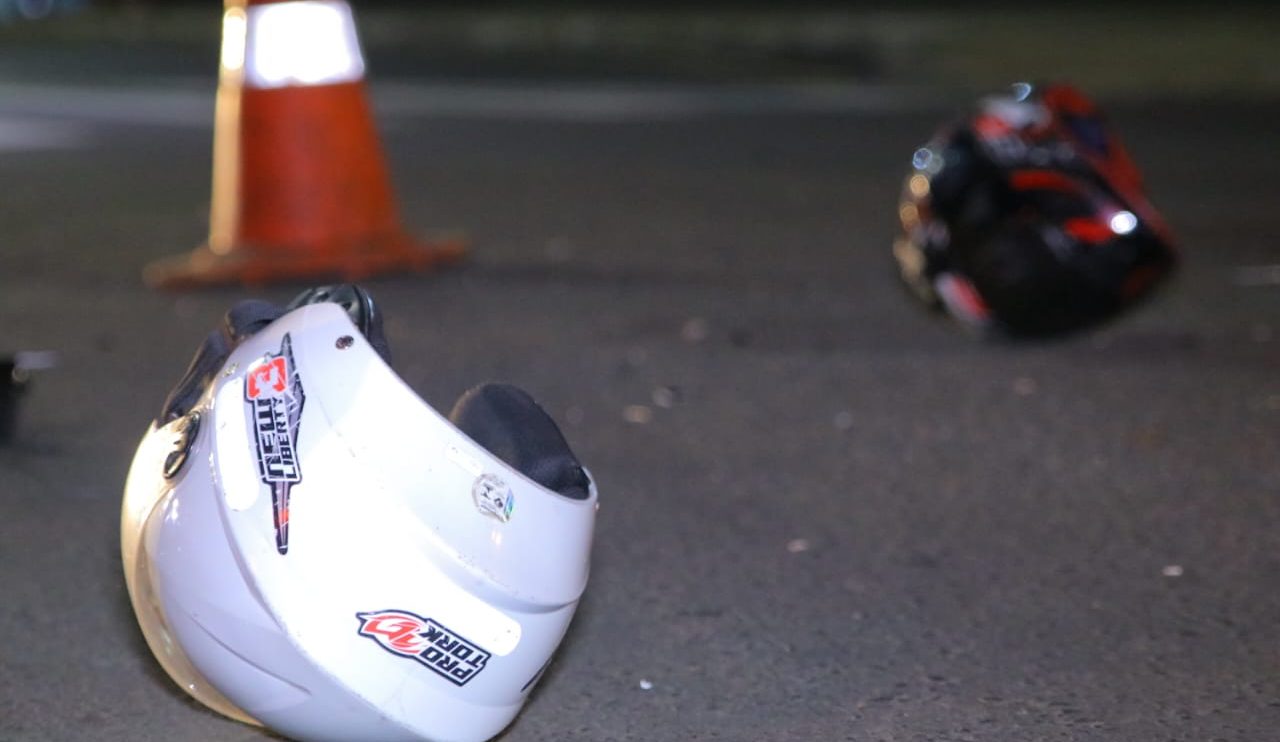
[145,0,466,289]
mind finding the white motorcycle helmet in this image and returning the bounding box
[121,285,597,742]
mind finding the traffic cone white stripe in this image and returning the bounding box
[222,1,366,90]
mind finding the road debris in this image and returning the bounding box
[680,317,709,343]
[651,386,681,408]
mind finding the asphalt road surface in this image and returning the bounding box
[1,48,1279,742]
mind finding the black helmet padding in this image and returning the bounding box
[449,384,591,501]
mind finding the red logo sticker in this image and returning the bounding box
[355,610,491,686]
[246,357,289,400]
[359,612,431,654]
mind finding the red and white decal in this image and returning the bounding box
[356,610,491,686]
[244,334,305,555]
[246,356,289,399]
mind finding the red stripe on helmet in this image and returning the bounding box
[1063,217,1115,244]
[1010,169,1081,194]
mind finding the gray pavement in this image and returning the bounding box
[2,36,1280,742]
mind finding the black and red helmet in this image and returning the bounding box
[893,82,1177,337]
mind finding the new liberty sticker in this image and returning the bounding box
[356,610,491,686]
[245,334,305,555]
